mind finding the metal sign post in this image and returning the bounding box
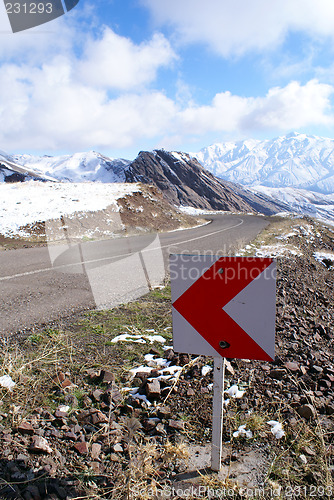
[211,357,226,471]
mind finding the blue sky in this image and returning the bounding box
[1,0,334,159]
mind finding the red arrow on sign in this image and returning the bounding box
[172,256,275,361]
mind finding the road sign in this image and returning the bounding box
[170,255,276,362]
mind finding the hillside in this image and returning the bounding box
[125,149,287,215]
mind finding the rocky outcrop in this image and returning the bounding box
[125,150,288,214]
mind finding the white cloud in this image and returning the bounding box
[241,80,334,130]
[78,29,176,90]
[142,0,334,57]
[0,21,178,151]
[0,58,332,153]
[0,57,177,150]
[177,80,334,135]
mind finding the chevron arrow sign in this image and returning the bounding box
[170,255,276,361]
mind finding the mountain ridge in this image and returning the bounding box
[192,132,334,194]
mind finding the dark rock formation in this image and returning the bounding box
[125,150,288,215]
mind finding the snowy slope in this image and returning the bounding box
[9,151,130,183]
[250,186,334,224]
[0,181,140,237]
[193,132,334,194]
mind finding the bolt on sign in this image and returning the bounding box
[170,255,276,362]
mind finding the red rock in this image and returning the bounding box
[52,371,66,383]
[18,422,34,436]
[91,411,108,425]
[74,441,88,455]
[91,389,104,402]
[168,419,185,431]
[54,410,68,419]
[99,370,114,384]
[157,406,171,419]
[146,379,161,399]
[61,379,75,389]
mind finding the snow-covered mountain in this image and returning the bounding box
[192,132,334,194]
[4,151,130,183]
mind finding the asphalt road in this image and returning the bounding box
[0,214,269,335]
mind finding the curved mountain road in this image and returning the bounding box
[0,214,269,335]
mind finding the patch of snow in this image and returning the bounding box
[178,206,228,216]
[201,365,212,377]
[237,243,303,258]
[255,244,303,258]
[233,425,253,439]
[0,182,140,237]
[111,333,166,345]
[313,251,334,268]
[0,374,16,391]
[130,389,152,407]
[267,420,285,439]
[225,384,245,398]
[58,405,70,413]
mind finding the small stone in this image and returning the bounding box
[113,443,123,452]
[18,422,34,436]
[269,369,286,380]
[155,423,166,435]
[63,431,77,441]
[91,411,108,425]
[99,370,115,384]
[105,382,123,403]
[61,379,76,389]
[297,404,316,420]
[225,360,235,375]
[143,418,159,431]
[261,364,270,372]
[168,419,185,431]
[186,387,195,396]
[91,389,104,402]
[74,441,88,455]
[146,379,161,399]
[50,429,60,438]
[299,454,308,465]
[17,453,29,464]
[29,436,52,454]
[91,443,102,460]
[52,371,66,383]
[90,461,104,474]
[284,362,300,372]
[164,349,174,361]
[157,406,171,419]
[325,404,334,415]
[54,410,68,419]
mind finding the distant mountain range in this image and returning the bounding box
[1,132,333,222]
[192,132,334,194]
